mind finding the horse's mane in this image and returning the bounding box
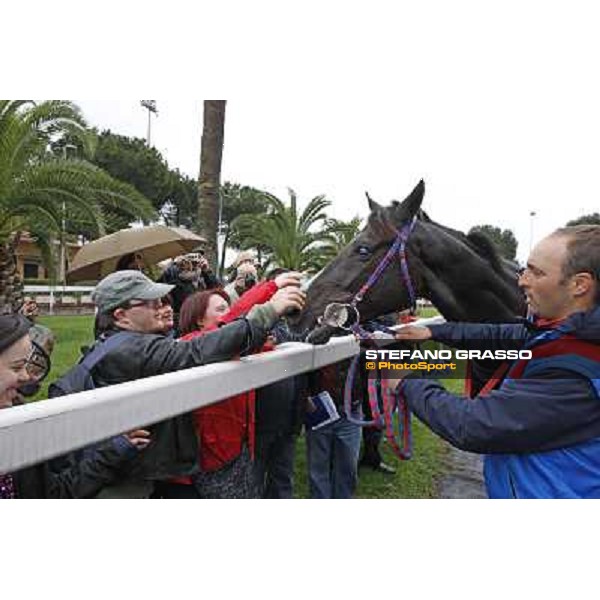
[421,216,505,272]
[465,231,505,272]
[386,202,507,272]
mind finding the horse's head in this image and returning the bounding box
[292,180,526,333]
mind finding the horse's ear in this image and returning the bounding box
[392,179,425,222]
[366,191,382,212]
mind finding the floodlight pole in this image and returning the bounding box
[140,100,158,146]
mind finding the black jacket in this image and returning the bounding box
[13,436,139,498]
[255,320,308,436]
[89,312,276,481]
[158,265,221,323]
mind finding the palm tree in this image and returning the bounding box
[321,216,362,260]
[231,188,333,272]
[197,100,226,268]
[217,182,269,276]
[0,100,156,313]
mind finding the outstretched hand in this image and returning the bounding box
[269,287,306,316]
[274,271,302,289]
[394,325,432,342]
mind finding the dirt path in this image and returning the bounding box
[436,443,487,499]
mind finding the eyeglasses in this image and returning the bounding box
[125,298,166,310]
[9,343,50,382]
[26,342,51,382]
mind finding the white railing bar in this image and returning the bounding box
[24,286,95,293]
[0,316,445,472]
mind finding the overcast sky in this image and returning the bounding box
[76,89,599,265]
[63,4,599,267]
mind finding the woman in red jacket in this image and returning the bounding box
[171,272,302,499]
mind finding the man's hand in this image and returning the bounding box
[269,287,306,317]
[235,262,258,288]
[237,262,257,278]
[198,257,210,272]
[394,325,432,342]
[20,299,39,321]
[124,429,151,450]
[274,271,302,289]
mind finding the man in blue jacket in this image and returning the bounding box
[387,225,600,498]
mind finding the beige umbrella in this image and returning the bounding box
[67,225,206,282]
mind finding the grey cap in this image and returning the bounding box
[92,270,174,313]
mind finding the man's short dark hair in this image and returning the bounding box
[553,225,600,302]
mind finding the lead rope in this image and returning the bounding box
[343,348,413,460]
[383,382,413,460]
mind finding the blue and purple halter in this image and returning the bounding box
[319,216,418,460]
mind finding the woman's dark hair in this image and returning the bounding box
[179,289,230,336]
[116,253,136,271]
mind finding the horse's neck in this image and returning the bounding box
[413,226,524,323]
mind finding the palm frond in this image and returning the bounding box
[230,188,332,270]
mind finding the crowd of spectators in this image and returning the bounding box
[4,222,600,499]
[1,249,385,499]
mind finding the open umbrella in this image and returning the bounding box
[67,225,206,282]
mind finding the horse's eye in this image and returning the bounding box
[357,246,371,259]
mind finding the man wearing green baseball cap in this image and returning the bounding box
[82,269,306,497]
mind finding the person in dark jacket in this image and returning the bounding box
[0,314,150,499]
[116,252,145,272]
[388,225,600,498]
[86,269,305,498]
[254,318,307,498]
[158,253,220,330]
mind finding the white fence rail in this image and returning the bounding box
[0,316,445,473]
[23,286,95,293]
[24,285,96,315]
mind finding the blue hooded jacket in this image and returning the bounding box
[401,306,600,498]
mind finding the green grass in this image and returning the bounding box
[292,378,462,499]
[293,421,444,499]
[35,311,461,499]
[35,315,94,400]
[417,306,440,319]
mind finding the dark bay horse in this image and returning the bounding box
[292,180,527,393]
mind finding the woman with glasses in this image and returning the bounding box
[0,314,152,499]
